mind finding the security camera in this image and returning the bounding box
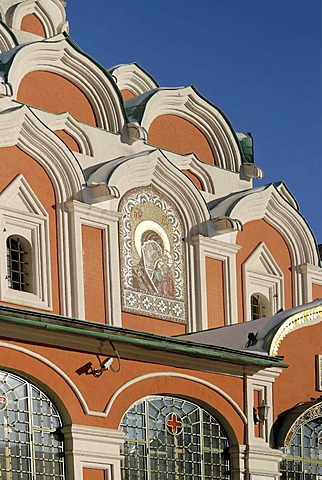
[100,357,113,370]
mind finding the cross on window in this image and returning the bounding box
[166,413,182,435]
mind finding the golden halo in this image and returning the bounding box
[135,220,170,257]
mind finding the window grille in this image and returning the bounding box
[0,370,65,479]
[280,417,322,480]
[6,236,31,292]
[120,395,230,480]
[250,293,268,320]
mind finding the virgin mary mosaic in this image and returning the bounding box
[120,187,186,323]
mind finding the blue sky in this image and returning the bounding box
[66,0,321,244]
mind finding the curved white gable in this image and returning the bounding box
[5,0,67,38]
[131,87,243,172]
[0,21,18,52]
[3,34,126,133]
[109,63,159,96]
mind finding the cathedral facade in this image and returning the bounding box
[0,1,321,479]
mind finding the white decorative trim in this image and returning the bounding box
[6,34,125,133]
[39,111,94,156]
[243,242,284,321]
[270,305,322,356]
[6,0,68,38]
[131,87,242,172]
[66,200,122,326]
[225,184,319,306]
[316,355,322,391]
[62,424,125,480]
[298,263,322,303]
[104,371,247,424]
[0,174,52,309]
[0,22,18,53]
[192,235,240,328]
[0,104,85,316]
[110,63,158,96]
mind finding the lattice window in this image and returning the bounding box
[250,293,268,320]
[280,417,322,480]
[120,395,230,480]
[6,236,32,292]
[0,370,65,479]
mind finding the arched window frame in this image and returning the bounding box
[120,395,231,480]
[0,175,52,310]
[0,370,65,478]
[250,292,269,320]
[6,234,32,292]
[243,242,284,321]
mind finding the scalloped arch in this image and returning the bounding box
[131,87,243,172]
[230,185,319,266]
[88,149,210,237]
[0,21,18,52]
[109,63,159,97]
[6,34,126,133]
[6,0,67,38]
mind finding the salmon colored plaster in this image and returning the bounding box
[83,469,105,480]
[122,311,186,336]
[273,321,322,419]
[121,89,135,100]
[82,225,106,324]
[21,14,46,37]
[149,114,215,165]
[0,338,245,441]
[206,257,225,328]
[312,284,322,300]
[55,130,81,153]
[236,220,293,322]
[17,71,97,126]
[0,146,60,313]
[182,169,203,190]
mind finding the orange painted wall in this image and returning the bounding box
[82,225,106,324]
[121,89,135,100]
[274,322,322,418]
[182,169,203,190]
[148,114,215,165]
[313,283,322,300]
[17,71,97,127]
[55,130,81,153]
[122,311,186,336]
[83,468,105,480]
[0,146,60,313]
[236,220,293,322]
[0,340,245,444]
[206,257,225,328]
[21,14,46,37]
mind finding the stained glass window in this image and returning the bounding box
[120,395,230,480]
[0,371,65,479]
[280,416,322,480]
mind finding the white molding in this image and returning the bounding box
[133,86,242,172]
[298,263,322,303]
[6,0,68,38]
[243,242,284,321]
[6,35,125,133]
[110,63,158,96]
[62,424,125,480]
[0,22,18,53]
[66,200,122,326]
[0,174,52,309]
[0,104,85,316]
[192,235,240,328]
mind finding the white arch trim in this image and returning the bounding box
[6,0,67,38]
[127,87,242,172]
[110,63,158,96]
[104,372,247,424]
[0,22,18,52]
[6,34,125,132]
[0,341,94,417]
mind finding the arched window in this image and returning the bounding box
[120,395,230,480]
[6,235,32,292]
[0,370,65,479]
[279,404,322,480]
[250,293,268,320]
